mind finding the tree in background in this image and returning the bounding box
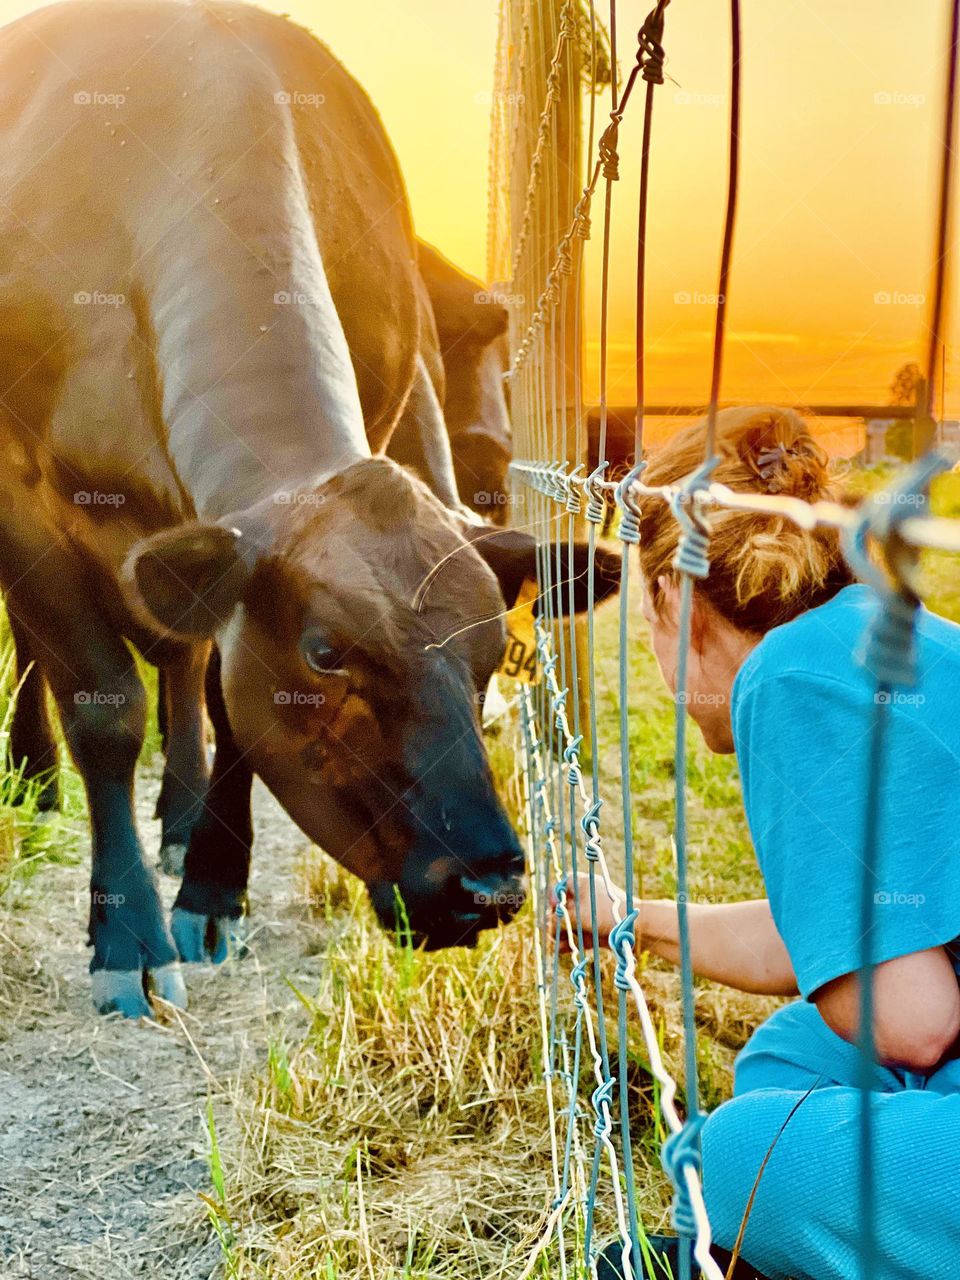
[886,361,923,459]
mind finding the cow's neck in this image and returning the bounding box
[142,131,372,521]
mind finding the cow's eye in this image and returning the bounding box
[300,630,346,675]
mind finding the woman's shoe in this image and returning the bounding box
[595,1233,771,1279]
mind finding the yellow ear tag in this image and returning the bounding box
[497,578,540,683]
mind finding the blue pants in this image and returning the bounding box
[701,1001,960,1279]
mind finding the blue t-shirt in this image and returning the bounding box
[732,583,960,999]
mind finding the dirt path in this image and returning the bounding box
[0,757,323,1279]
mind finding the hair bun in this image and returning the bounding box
[736,412,828,500]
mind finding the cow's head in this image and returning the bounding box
[418,241,512,522]
[124,459,618,948]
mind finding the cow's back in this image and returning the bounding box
[0,1,418,536]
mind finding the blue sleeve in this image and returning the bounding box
[734,669,960,999]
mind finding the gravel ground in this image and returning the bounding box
[0,758,325,1279]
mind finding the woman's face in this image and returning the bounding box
[640,576,759,754]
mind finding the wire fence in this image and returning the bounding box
[489,1,960,1277]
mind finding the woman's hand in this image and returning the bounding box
[549,876,799,997]
[548,873,625,952]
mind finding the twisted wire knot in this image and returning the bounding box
[616,462,646,545]
[599,117,622,181]
[584,463,608,525]
[670,456,718,580]
[609,907,640,991]
[673,521,710,578]
[579,799,602,842]
[863,591,920,689]
[840,451,950,688]
[591,1077,616,1139]
[662,1114,707,1237]
[638,5,667,84]
[557,239,574,277]
[554,874,568,917]
[574,191,593,240]
[563,734,583,785]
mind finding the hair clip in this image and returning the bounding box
[755,443,796,492]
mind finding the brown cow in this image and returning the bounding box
[0,0,617,1017]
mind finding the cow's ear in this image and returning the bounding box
[460,525,621,614]
[122,523,253,639]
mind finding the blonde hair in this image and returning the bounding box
[638,406,854,634]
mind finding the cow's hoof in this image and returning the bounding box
[158,842,187,878]
[171,907,247,964]
[91,961,188,1017]
[91,969,154,1019]
[149,961,188,1008]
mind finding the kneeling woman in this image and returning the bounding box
[567,407,960,1280]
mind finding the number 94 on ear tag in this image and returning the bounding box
[497,578,540,683]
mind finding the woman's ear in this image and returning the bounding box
[656,574,681,627]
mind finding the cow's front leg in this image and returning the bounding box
[38,607,186,1016]
[154,643,211,877]
[171,650,253,964]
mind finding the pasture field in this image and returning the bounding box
[0,468,957,1279]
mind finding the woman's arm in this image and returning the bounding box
[814,948,960,1073]
[555,878,798,995]
[641,897,798,995]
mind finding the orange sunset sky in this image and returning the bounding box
[3,0,957,424]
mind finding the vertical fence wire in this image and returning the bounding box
[491,3,959,1279]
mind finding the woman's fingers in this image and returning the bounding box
[546,873,627,951]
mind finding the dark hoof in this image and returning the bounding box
[158,842,187,878]
[171,907,247,964]
[90,962,187,1018]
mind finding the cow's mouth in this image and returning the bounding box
[405,872,527,951]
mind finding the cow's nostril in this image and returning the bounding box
[459,863,526,917]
